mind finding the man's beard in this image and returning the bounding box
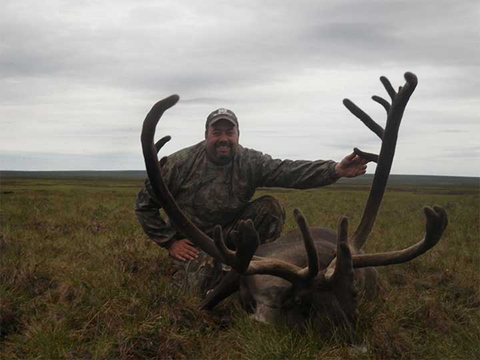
[215,142,234,163]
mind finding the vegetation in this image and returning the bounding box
[1,176,479,359]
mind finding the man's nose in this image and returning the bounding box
[218,133,229,142]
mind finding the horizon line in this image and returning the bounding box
[1,170,478,179]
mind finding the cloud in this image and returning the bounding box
[181,97,234,105]
[1,0,479,176]
[0,150,142,171]
[440,146,480,159]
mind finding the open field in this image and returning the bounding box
[1,176,479,359]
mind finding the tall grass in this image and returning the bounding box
[1,178,479,359]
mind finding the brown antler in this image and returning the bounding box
[350,206,448,267]
[141,95,322,284]
[141,95,224,260]
[345,72,418,253]
[325,72,447,272]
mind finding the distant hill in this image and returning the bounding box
[1,171,146,181]
[1,170,478,188]
[336,174,479,187]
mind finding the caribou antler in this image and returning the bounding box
[346,72,418,253]
[142,95,224,260]
[325,72,447,277]
[351,206,448,267]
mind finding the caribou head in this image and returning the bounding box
[140,72,448,326]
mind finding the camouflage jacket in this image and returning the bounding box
[135,140,339,248]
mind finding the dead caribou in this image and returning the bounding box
[140,72,448,326]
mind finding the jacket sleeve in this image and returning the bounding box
[252,151,339,189]
[134,162,179,248]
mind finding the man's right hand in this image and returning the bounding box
[168,239,200,261]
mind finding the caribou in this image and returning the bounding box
[140,72,448,326]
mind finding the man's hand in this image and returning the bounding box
[169,239,199,261]
[335,152,369,178]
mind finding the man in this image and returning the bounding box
[135,108,367,295]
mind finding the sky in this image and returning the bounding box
[1,0,479,177]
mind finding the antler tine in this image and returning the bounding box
[213,225,236,264]
[230,209,321,283]
[243,210,322,283]
[155,136,171,153]
[343,99,384,140]
[372,95,390,113]
[349,72,418,253]
[380,76,397,100]
[213,221,260,274]
[353,147,379,164]
[325,216,356,285]
[351,206,448,267]
[293,209,319,280]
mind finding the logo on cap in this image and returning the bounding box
[206,108,239,129]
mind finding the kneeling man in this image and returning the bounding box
[135,108,367,295]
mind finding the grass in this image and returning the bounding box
[1,177,479,359]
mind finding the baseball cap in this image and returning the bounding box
[205,108,239,129]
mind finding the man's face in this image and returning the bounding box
[205,119,239,165]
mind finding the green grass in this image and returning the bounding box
[1,178,479,359]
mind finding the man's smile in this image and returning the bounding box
[216,144,231,154]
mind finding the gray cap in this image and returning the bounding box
[205,108,238,129]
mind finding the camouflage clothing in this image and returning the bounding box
[135,140,339,295]
[135,140,339,248]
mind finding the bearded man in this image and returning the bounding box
[135,108,367,295]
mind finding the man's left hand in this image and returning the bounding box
[335,152,369,178]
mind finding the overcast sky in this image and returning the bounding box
[1,0,479,176]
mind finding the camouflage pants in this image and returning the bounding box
[171,195,285,296]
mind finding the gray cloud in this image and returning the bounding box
[1,0,479,176]
[181,97,234,105]
[440,146,480,159]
